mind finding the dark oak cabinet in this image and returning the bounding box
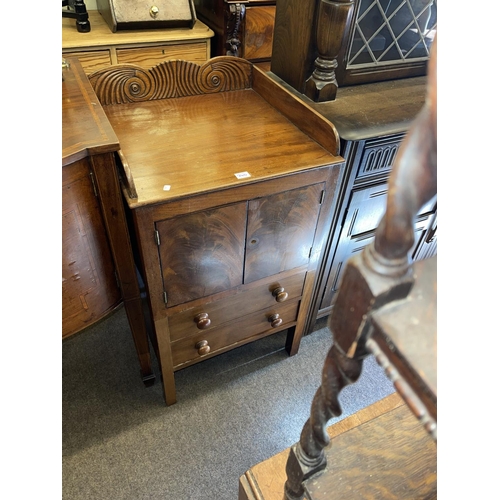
[271,0,437,102]
[317,134,437,316]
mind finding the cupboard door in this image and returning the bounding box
[157,202,247,307]
[320,184,436,311]
[413,212,437,261]
[244,183,324,283]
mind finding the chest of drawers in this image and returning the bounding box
[89,56,344,405]
[63,10,214,74]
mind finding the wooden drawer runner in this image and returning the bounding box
[167,268,306,342]
[63,50,112,73]
[116,43,209,67]
[171,299,300,368]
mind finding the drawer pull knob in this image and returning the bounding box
[150,6,159,18]
[195,340,211,356]
[272,287,288,302]
[194,312,211,329]
[268,313,283,328]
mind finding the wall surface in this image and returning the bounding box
[85,0,97,9]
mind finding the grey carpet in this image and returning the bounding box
[62,306,395,500]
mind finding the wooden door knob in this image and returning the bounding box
[268,313,282,328]
[272,287,288,302]
[195,340,211,355]
[194,312,211,329]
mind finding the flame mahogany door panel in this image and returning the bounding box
[245,184,323,283]
[156,202,247,307]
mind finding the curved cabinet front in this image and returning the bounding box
[62,157,121,338]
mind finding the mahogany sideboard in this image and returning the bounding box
[62,58,154,385]
[63,9,214,74]
[87,56,345,405]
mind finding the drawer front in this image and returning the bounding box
[112,0,195,24]
[355,135,405,180]
[168,268,306,342]
[171,299,299,368]
[63,51,112,73]
[243,6,276,61]
[116,42,209,68]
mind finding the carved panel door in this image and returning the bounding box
[320,183,435,310]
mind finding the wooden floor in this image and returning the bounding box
[239,392,437,499]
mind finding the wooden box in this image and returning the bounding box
[96,0,197,32]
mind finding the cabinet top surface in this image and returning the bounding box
[62,10,214,50]
[62,59,119,166]
[103,88,341,208]
[268,72,427,141]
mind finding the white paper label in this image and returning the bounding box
[235,172,251,179]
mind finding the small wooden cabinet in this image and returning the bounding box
[62,10,214,74]
[88,56,344,405]
[194,1,276,69]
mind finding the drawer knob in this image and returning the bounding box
[268,313,283,328]
[194,312,211,330]
[272,287,288,303]
[150,5,159,18]
[195,340,211,356]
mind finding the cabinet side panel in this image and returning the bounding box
[62,159,122,338]
[271,0,317,93]
[157,202,247,306]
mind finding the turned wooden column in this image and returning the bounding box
[305,0,354,102]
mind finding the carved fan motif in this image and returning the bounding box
[88,56,253,105]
